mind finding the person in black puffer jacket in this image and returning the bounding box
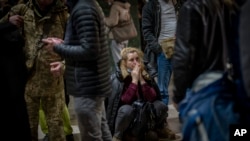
[42,0,113,140]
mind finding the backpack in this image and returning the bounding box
[179,72,240,141]
[129,100,157,139]
[178,4,250,141]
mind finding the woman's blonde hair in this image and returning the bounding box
[120,47,150,80]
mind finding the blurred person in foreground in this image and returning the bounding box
[0,0,31,140]
[172,0,248,140]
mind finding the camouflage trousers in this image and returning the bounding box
[39,103,73,135]
[25,77,66,141]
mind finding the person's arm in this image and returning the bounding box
[0,22,16,33]
[121,63,140,104]
[139,72,157,102]
[141,2,162,54]
[172,2,202,104]
[0,15,24,41]
[141,83,157,102]
[104,4,119,27]
[44,6,102,61]
[121,83,138,104]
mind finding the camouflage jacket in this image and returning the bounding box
[0,0,68,91]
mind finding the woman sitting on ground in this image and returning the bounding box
[106,47,177,141]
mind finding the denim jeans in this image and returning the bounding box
[157,52,172,105]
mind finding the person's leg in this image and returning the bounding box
[157,53,172,105]
[74,96,112,141]
[42,89,66,141]
[39,102,74,141]
[62,104,74,136]
[63,79,74,141]
[101,103,113,141]
[39,101,48,135]
[64,78,70,107]
[113,105,134,140]
[25,86,41,141]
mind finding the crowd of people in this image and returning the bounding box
[0,0,249,141]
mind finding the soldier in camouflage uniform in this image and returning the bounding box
[0,0,68,141]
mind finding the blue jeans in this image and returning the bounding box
[157,52,172,105]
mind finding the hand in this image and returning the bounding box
[9,15,23,27]
[42,37,63,52]
[50,61,64,77]
[131,63,141,84]
[139,71,146,85]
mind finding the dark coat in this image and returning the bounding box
[105,62,161,134]
[240,0,250,98]
[54,0,111,97]
[172,0,235,104]
[141,0,161,78]
[0,15,31,141]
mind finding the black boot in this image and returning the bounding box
[43,134,49,141]
[66,134,74,141]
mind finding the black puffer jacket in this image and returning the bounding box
[172,0,233,104]
[54,0,111,97]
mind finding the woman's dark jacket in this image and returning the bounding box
[172,0,233,104]
[54,0,111,97]
[141,0,161,78]
[106,62,161,134]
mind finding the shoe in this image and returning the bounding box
[145,130,158,141]
[156,127,176,140]
[43,134,49,141]
[66,134,74,141]
[112,136,121,141]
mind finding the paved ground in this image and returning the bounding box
[38,77,182,141]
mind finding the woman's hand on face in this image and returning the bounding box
[131,63,140,84]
